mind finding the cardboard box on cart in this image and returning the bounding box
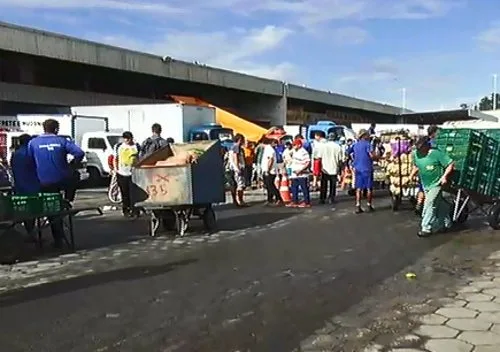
[131,140,226,207]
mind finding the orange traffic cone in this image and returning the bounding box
[279,174,292,203]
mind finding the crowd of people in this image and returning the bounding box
[223,122,458,239]
[7,118,455,246]
[222,127,381,211]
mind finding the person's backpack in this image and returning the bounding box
[140,137,166,158]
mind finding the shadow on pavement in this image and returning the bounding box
[216,212,296,231]
[0,258,197,307]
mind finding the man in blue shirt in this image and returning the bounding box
[28,119,85,248]
[351,129,376,213]
[11,134,40,235]
[11,134,40,195]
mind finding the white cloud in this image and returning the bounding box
[0,0,185,14]
[213,0,463,27]
[92,26,296,81]
[477,23,500,50]
[330,27,369,45]
[1,0,463,25]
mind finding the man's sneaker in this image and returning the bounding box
[298,202,311,208]
[286,202,298,208]
[355,206,364,214]
[417,230,432,238]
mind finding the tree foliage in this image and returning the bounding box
[460,93,500,111]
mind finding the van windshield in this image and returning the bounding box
[209,128,233,141]
[107,136,121,149]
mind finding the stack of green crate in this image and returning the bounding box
[481,129,500,197]
[10,195,43,217]
[435,129,486,192]
[39,193,63,213]
[476,136,499,196]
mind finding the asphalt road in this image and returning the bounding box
[0,196,450,352]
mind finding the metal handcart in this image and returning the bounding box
[131,140,225,237]
[444,187,500,228]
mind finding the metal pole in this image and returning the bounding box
[493,74,497,110]
[401,88,406,113]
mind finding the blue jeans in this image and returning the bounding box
[291,177,310,204]
[421,186,452,233]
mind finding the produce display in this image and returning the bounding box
[155,149,202,166]
[138,143,209,168]
[385,143,416,195]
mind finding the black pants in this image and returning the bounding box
[320,173,338,203]
[263,173,281,202]
[116,174,133,213]
[40,183,66,245]
[64,170,80,202]
[244,165,253,187]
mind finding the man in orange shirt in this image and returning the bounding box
[243,141,255,188]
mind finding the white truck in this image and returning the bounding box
[71,103,235,180]
[71,103,221,144]
[351,123,429,137]
[0,114,120,183]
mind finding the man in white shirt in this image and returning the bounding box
[311,131,327,191]
[260,139,281,204]
[318,132,344,204]
[287,139,311,207]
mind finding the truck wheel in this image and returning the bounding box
[488,202,500,229]
[87,167,101,186]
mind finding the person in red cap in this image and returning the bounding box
[287,139,311,207]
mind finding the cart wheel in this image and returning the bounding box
[391,195,401,211]
[347,189,356,196]
[455,207,469,224]
[202,206,217,233]
[488,202,500,229]
[175,211,188,237]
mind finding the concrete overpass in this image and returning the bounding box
[0,21,403,126]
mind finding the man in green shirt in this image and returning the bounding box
[409,136,455,237]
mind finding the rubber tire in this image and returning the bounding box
[175,212,187,237]
[391,195,401,211]
[87,167,102,186]
[488,202,500,230]
[202,206,217,233]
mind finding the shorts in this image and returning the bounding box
[233,170,246,191]
[354,170,374,190]
[313,159,322,177]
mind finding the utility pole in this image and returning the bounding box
[401,87,407,113]
[493,74,498,110]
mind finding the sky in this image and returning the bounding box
[1,0,500,111]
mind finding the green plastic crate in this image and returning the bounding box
[435,129,487,191]
[39,193,63,213]
[10,195,42,217]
